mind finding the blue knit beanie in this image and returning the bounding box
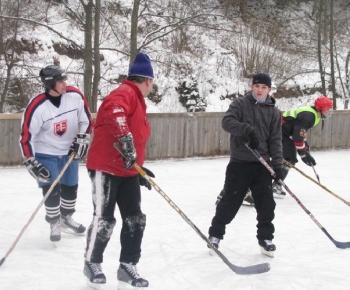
[128,52,154,79]
[252,73,271,88]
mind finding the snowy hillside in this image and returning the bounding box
[1,0,350,113]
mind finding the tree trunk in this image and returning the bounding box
[91,0,101,113]
[82,0,94,111]
[317,0,326,95]
[329,0,336,109]
[130,0,140,66]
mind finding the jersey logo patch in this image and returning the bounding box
[54,120,67,137]
[300,129,307,138]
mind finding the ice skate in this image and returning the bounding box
[272,182,286,199]
[259,240,276,258]
[50,220,61,242]
[84,260,106,290]
[117,262,148,289]
[60,214,86,235]
[242,189,254,206]
[207,236,220,256]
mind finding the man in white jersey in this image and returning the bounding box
[19,65,94,242]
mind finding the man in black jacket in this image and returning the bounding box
[208,73,283,258]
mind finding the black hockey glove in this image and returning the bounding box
[246,130,259,150]
[116,132,136,169]
[298,151,316,166]
[272,167,284,182]
[139,167,155,190]
[24,157,51,183]
[68,133,90,159]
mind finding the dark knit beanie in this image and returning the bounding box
[252,73,271,88]
[128,52,154,79]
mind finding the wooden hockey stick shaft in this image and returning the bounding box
[0,153,76,267]
[283,159,350,207]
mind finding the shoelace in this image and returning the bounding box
[264,240,273,246]
[89,263,103,275]
[122,263,141,279]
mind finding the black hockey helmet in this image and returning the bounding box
[39,65,66,90]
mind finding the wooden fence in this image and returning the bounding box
[1,111,350,166]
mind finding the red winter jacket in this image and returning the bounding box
[86,80,151,177]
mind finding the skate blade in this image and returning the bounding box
[61,227,86,236]
[118,280,148,290]
[86,279,105,290]
[260,247,275,258]
[242,202,254,206]
[273,193,285,199]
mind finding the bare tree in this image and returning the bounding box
[0,0,43,113]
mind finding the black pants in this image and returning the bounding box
[283,135,298,164]
[209,162,276,242]
[85,170,146,265]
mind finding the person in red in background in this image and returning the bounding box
[272,96,333,198]
[83,52,155,289]
[19,65,93,242]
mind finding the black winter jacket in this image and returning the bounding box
[222,92,282,169]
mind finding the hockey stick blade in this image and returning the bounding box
[0,257,5,267]
[323,229,350,249]
[208,242,270,275]
[247,146,350,250]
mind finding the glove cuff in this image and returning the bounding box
[23,157,35,166]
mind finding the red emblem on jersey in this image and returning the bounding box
[54,120,67,137]
[300,129,307,138]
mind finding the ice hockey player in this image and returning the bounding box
[83,52,155,289]
[208,73,283,258]
[273,96,333,198]
[19,65,93,242]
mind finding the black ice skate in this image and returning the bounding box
[117,262,149,288]
[272,182,286,199]
[207,236,220,256]
[242,189,255,206]
[259,239,276,258]
[84,261,106,289]
[50,220,61,242]
[60,214,86,235]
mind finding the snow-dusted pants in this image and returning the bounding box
[85,170,146,265]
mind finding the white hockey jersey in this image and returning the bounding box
[20,86,93,158]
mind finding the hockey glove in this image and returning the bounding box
[246,130,259,150]
[24,157,51,183]
[68,133,91,159]
[298,151,316,166]
[116,132,136,169]
[272,167,284,182]
[139,167,155,190]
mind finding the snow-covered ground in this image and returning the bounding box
[1,149,350,289]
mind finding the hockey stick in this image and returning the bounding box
[114,143,270,275]
[248,146,350,249]
[0,153,76,267]
[283,159,350,207]
[311,164,321,183]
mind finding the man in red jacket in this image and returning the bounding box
[83,52,155,289]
